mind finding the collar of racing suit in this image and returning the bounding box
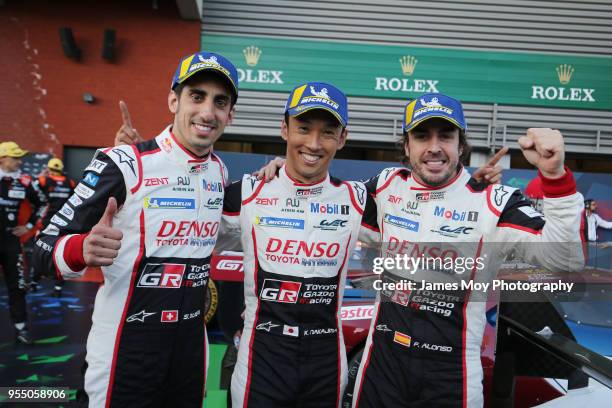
[407,166,470,192]
[156,126,212,173]
[278,164,331,198]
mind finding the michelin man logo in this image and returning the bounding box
[420,97,441,107]
[198,55,219,65]
[309,86,329,98]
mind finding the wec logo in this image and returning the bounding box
[260,279,302,303]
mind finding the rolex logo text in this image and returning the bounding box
[531,64,595,103]
[375,54,438,93]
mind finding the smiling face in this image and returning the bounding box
[405,118,462,187]
[168,74,235,156]
[281,109,347,183]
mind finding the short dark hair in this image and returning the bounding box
[400,128,471,166]
[584,199,594,209]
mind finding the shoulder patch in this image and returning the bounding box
[380,167,404,182]
[106,145,140,193]
[348,181,367,207]
[488,184,517,214]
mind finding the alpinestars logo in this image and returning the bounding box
[111,149,136,176]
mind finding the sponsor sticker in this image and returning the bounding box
[68,194,83,207]
[83,172,100,187]
[75,183,95,199]
[43,224,60,236]
[85,159,108,174]
[383,214,419,232]
[415,191,445,201]
[255,216,304,229]
[260,279,302,303]
[59,204,75,221]
[256,321,279,332]
[50,214,68,227]
[144,197,195,210]
[126,310,156,323]
[340,305,375,321]
[137,263,186,288]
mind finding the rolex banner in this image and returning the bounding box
[201,33,612,110]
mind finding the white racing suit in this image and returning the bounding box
[34,127,227,407]
[222,166,366,407]
[353,166,584,408]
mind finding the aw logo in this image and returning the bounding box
[137,263,186,288]
[260,279,302,303]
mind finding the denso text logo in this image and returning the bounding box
[137,263,186,288]
[260,279,301,303]
[310,202,349,215]
[156,220,219,246]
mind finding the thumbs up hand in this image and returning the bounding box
[114,100,143,146]
[83,197,123,266]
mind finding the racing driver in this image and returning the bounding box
[222,82,366,407]
[34,51,238,407]
[352,93,585,407]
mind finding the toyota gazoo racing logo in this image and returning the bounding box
[137,263,186,288]
[264,238,340,266]
[156,220,219,247]
[260,279,302,303]
[184,264,210,288]
[296,186,323,197]
[415,191,445,201]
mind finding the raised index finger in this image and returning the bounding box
[486,146,509,167]
[119,100,133,128]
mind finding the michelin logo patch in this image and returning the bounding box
[383,214,419,232]
[144,197,195,210]
[255,216,305,230]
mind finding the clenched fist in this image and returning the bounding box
[518,128,566,179]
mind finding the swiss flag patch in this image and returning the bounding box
[161,310,178,323]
